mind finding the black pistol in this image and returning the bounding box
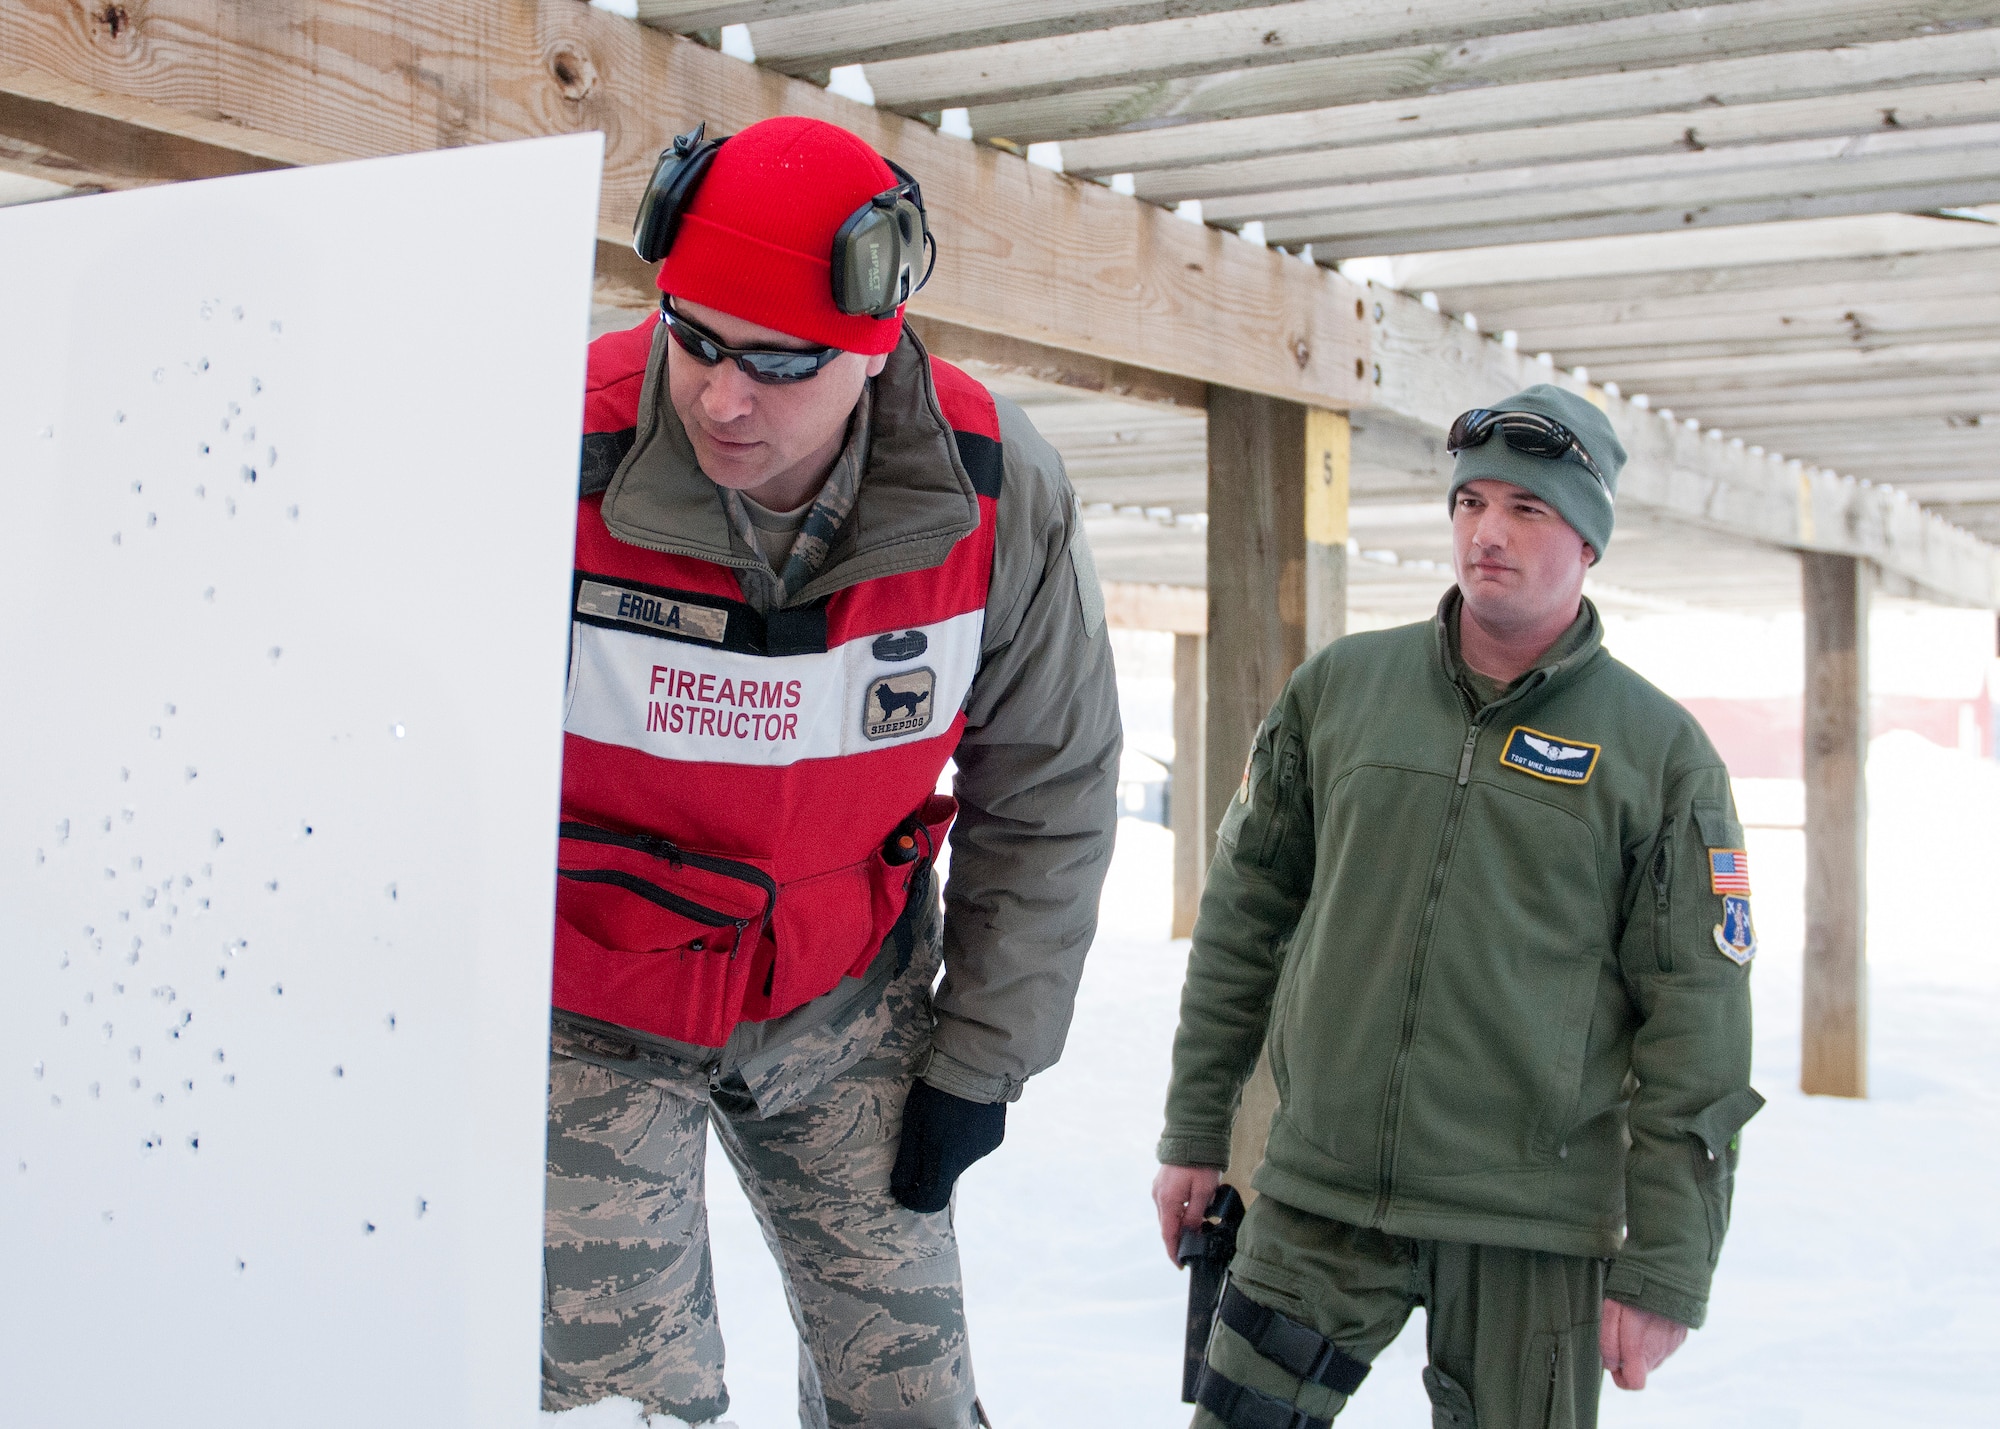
[1177,1183,1245,1403]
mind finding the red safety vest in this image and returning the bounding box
[553,320,1001,1047]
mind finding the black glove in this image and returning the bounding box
[890,1080,1006,1213]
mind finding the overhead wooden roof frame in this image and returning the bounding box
[1,0,1996,605]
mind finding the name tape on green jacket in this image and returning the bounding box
[1499,725,1601,785]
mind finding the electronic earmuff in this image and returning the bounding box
[632,122,936,321]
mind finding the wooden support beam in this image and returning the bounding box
[859,0,1719,112]
[1204,384,1309,1201]
[736,0,1282,72]
[1208,122,2000,229]
[1802,552,1870,1098]
[1585,339,2000,391]
[906,315,1208,410]
[635,1,875,29]
[1204,386,1307,868]
[1128,80,2000,203]
[963,2,2000,143]
[1057,28,2000,173]
[1419,242,2000,318]
[1260,130,2000,255]
[1172,631,1206,941]
[0,0,1371,412]
[0,89,281,192]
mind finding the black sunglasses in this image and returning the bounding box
[661,299,844,384]
[1446,408,1609,495]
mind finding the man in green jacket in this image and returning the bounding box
[1154,385,1761,1429]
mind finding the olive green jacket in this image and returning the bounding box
[1160,593,1761,1328]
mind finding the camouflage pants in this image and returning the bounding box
[541,936,982,1429]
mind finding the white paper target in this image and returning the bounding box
[0,135,602,1427]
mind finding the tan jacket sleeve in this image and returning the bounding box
[922,393,1122,1104]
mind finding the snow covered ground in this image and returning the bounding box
[551,729,2000,1429]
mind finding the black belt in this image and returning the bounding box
[1194,1366,1331,1429]
[1218,1283,1371,1396]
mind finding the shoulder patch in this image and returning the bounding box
[1499,725,1601,785]
[954,429,1002,499]
[579,428,635,497]
[1713,894,1757,964]
[1708,848,1751,896]
[1068,515,1105,639]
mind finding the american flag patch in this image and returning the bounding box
[1709,848,1752,896]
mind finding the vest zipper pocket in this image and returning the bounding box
[560,822,777,916]
[556,821,776,960]
[555,868,748,950]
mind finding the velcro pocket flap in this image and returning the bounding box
[1692,804,1743,849]
[1688,1085,1765,1157]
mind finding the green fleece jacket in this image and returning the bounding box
[1160,592,1762,1328]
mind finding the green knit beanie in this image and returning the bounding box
[1445,384,1625,558]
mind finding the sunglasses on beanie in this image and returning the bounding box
[1446,408,1610,496]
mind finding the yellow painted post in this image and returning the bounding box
[1304,408,1350,654]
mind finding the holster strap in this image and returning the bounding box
[1218,1283,1372,1396]
[1194,1365,1331,1429]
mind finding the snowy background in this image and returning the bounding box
[553,612,2000,1429]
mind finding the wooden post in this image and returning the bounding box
[1802,552,1870,1098]
[1172,632,1207,940]
[1203,388,1308,865]
[1205,386,1309,1197]
[1305,409,1350,653]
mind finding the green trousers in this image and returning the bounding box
[1195,1194,1606,1429]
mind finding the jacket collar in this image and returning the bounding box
[599,322,980,607]
[1433,586,1605,716]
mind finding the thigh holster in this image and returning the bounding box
[1218,1282,1372,1395]
[1195,1282,1372,1429]
[1194,1367,1329,1429]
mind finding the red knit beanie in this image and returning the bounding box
[657,116,906,356]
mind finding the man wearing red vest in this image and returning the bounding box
[542,117,1121,1428]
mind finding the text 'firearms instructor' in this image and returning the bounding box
[1155,386,1762,1429]
[546,117,1120,1428]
